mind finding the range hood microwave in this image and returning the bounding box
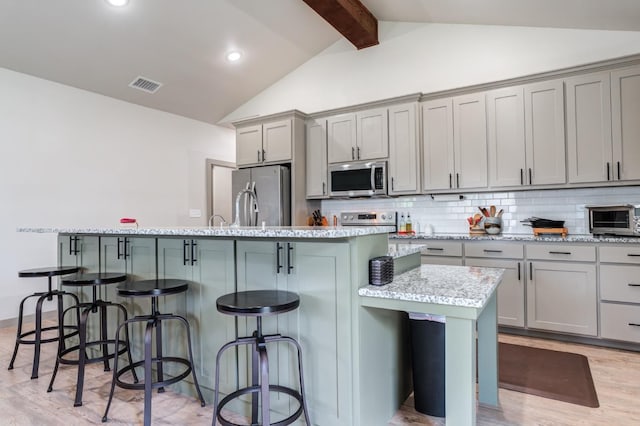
[329,161,387,197]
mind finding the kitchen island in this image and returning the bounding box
[18,226,501,426]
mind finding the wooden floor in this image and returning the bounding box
[2,322,640,425]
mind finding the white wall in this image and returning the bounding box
[222,22,640,122]
[0,68,235,320]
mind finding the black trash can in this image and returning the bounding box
[409,313,445,417]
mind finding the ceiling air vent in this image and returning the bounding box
[128,76,163,94]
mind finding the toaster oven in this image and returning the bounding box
[586,204,640,236]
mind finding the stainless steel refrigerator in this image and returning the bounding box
[231,165,291,226]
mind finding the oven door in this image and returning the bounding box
[589,207,633,235]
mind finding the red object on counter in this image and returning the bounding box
[120,218,137,224]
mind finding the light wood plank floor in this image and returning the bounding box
[2,322,639,425]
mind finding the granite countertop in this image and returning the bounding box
[17,225,395,239]
[389,232,640,244]
[359,264,504,309]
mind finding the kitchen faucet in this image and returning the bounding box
[208,214,227,228]
[231,185,259,228]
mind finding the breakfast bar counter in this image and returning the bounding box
[359,264,504,426]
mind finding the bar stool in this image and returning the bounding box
[47,272,137,407]
[8,266,81,379]
[102,279,205,426]
[212,290,310,426]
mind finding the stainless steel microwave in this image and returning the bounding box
[586,204,640,236]
[329,161,387,197]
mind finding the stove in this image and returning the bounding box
[340,211,397,230]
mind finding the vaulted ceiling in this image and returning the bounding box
[1,0,639,126]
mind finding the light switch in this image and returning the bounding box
[189,209,202,218]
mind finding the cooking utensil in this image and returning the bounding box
[490,205,496,217]
[497,209,504,218]
[520,217,565,228]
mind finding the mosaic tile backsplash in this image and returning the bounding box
[321,186,640,235]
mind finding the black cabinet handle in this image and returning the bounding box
[628,323,640,327]
[529,262,533,281]
[124,238,131,259]
[607,162,611,180]
[520,169,524,185]
[617,161,621,180]
[628,283,640,287]
[183,240,189,265]
[351,147,355,160]
[528,168,532,185]
[262,149,266,161]
[549,251,571,255]
[69,236,75,256]
[322,182,326,195]
[276,243,283,274]
[427,247,444,251]
[391,177,395,191]
[191,240,197,265]
[357,146,361,160]
[257,150,261,162]
[456,173,460,188]
[117,237,123,259]
[73,236,80,255]
[517,262,521,281]
[627,254,640,257]
[483,249,503,253]
[287,243,294,274]
[449,173,452,189]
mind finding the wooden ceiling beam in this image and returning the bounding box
[302,0,378,49]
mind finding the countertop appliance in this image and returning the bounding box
[340,211,397,231]
[232,165,290,226]
[586,204,640,236]
[329,161,387,197]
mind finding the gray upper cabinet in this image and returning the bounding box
[487,81,566,188]
[421,98,455,191]
[566,71,613,184]
[611,65,640,182]
[327,108,388,164]
[388,102,420,195]
[236,118,292,167]
[305,118,328,199]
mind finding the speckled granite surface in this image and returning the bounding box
[359,264,504,308]
[17,226,395,239]
[389,232,640,244]
[387,243,424,259]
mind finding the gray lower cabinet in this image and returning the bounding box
[156,238,236,399]
[235,240,352,426]
[464,242,525,328]
[526,260,597,336]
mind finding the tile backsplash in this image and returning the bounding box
[321,186,640,235]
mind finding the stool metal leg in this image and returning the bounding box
[48,303,80,393]
[258,344,270,426]
[102,318,128,423]
[31,293,47,379]
[8,294,31,371]
[175,315,206,407]
[143,319,154,426]
[74,305,92,406]
[100,304,111,372]
[155,317,165,393]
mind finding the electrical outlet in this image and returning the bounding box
[189,209,202,218]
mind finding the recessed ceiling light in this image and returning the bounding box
[226,51,242,62]
[106,0,129,6]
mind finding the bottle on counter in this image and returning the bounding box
[399,213,406,233]
[405,213,412,233]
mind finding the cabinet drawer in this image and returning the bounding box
[465,242,524,259]
[421,256,463,266]
[418,241,463,257]
[599,245,640,264]
[600,302,640,343]
[600,264,640,303]
[525,244,595,262]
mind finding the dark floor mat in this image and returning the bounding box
[499,342,599,408]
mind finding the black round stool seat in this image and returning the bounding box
[18,266,80,278]
[61,272,127,286]
[216,290,300,316]
[9,266,81,379]
[117,279,189,298]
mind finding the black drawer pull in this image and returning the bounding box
[190,240,197,265]
[529,262,533,280]
[628,283,640,287]
[627,254,640,257]
[276,243,283,274]
[549,251,571,255]
[427,247,444,251]
[483,249,503,253]
[517,262,521,281]
[628,323,640,327]
[183,240,189,265]
[287,243,294,274]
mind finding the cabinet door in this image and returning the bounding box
[305,119,328,198]
[453,93,488,189]
[523,80,567,185]
[611,65,640,181]
[327,113,356,164]
[356,107,388,161]
[465,258,524,327]
[388,103,420,195]
[236,124,263,167]
[421,98,455,191]
[285,242,352,426]
[566,72,613,183]
[486,86,526,187]
[527,261,597,336]
[263,119,292,164]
